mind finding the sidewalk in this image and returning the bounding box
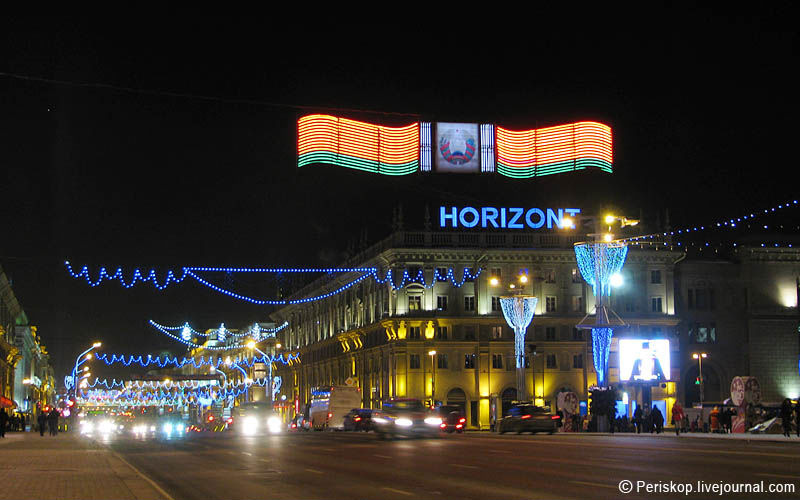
[467,429,800,443]
[0,432,170,500]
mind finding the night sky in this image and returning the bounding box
[1,9,797,380]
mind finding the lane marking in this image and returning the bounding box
[242,452,252,456]
[382,487,413,496]
[110,450,176,500]
[305,468,324,474]
[452,464,479,469]
[570,480,617,490]
[374,454,392,459]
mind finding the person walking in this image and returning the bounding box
[37,411,46,437]
[794,400,800,438]
[0,408,8,438]
[672,402,685,435]
[780,399,793,438]
[651,405,664,434]
[48,408,59,436]
[633,406,643,434]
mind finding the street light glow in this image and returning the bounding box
[519,274,528,284]
[428,350,437,356]
[489,277,499,286]
[246,340,256,349]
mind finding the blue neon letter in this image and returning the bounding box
[482,207,499,228]
[440,206,458,228]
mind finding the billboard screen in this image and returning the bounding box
[435,123,481,173]
[619,339,670,382]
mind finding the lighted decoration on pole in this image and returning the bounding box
[500,296,538,402]
[574,241,628,387]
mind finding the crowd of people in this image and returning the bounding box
[0,407,62,437]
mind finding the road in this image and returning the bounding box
[105,431,800,500]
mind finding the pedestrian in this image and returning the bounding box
[0,408,8,438]
[651,405,664,434]
[607,406,616,434]
[672,401,685,435]
[633,406,643,434]
[794,400,800,438]
[48,408,59,436]
[780,399,793,438]
[37,411,46,436]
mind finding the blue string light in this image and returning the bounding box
[65,263,484,305]
[591,328,613,387]
[93,351,300,369]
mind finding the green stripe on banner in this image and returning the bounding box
[299,153,417,176]
[497,159,612,178]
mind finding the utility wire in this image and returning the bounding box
[0,71,422,118]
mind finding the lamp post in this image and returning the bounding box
[428,350,437,406]
[692,352,708,409]
[226,357,250,402]
[72,342,101,398]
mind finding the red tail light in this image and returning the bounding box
[440,423,447,429]
[521,414,531,420]
[291,423,297,428]
[551,415,561,420]
[458,418,466,423]
[208,415,215,422]
[354,416,361,422]
[327,412,332,420]
[226,418,233,424]
[456,424,463,429]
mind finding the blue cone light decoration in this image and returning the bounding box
[500,296,538,402]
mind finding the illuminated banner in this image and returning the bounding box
[439,206,580,230]
[297,114,612,178]
[619,339,670,382]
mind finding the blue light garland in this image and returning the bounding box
[574,243,628,297]
[591,328,613,388]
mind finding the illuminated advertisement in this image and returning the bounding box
[434,123,481,173]
[297,115,612,178]
[439,206,580,230]
[619,339,670,382]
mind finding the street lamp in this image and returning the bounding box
[692,352,708,409]
[72,342,101,397]
[428,350,437,406]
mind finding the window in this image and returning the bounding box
[436,326,448,340]
[691,322,717,343]
[651,270,662,284]
[688,288,715,311]
[546,354,557,369]
[492,354,503,369]
[624,297,636,313]
[573,354,584,369]
[436,268,448,282]
[464,296,475,311]
[491,296,501,312]
[437,295,448,311]
[437,353,448,369]
[409,354,420,369]
[491,267,502,278]
[506,356,515,370]
[651,297,663,313]
[491,326,503,339]
[572,328,584,341]
[408,326,421,340]
[545,327,557,341]
[464,354,476,369]
[572,296,584,313]
[408,267,421,280]
[546,296,557,313]
[408,295,421,311]
[464,326,476,340]
[571,268,581,283]
[545,269,556,283]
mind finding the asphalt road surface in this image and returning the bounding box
[105,431,800,500]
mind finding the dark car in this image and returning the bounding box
[498,404,560,434]
[343,409,375,432]
[436,405,466,433]
[372,398,441,439]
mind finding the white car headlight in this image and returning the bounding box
[424,417,442,426]
[243,416,258,435]
[81,421,94,434]
[267,416,282,433]
[150,425,156,432]
[372,417,389,424]
[395,418,413,427]
[98,420,115,434]
[163,423,172,433]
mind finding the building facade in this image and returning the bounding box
[270,230,684,429]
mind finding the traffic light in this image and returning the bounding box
[695,377,701,385]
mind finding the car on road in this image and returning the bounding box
[497,404,560,434]
[288,413,310,432]
[436,405,466,433]
[372,398,441,439]
[235,402,283,435]
[343,409,375,432]
[309,386,362,430]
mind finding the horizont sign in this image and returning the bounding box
[440,206,581,230]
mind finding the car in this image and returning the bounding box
[343,409,375,432]
[436,405,466,433]
[235,402,283,435]
[497,404,560,434]
[288,413,308,432]
[372,398,442,439]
